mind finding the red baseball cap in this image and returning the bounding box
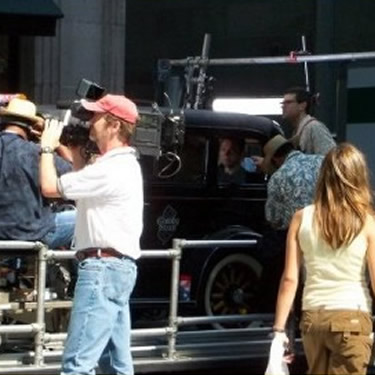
[81,94,138,124]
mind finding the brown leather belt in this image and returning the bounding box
[76,247,136,263]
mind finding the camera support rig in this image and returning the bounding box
[132,106,185,159]
[157,33,375,113]
[57,79,185,162]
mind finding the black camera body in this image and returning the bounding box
[75,79,105,101]
[59,80,104,153]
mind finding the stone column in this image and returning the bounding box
[19,0,126,105]
[101,0,126,94]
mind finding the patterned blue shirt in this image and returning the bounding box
[265,150,323,230]
[0,132,72,241]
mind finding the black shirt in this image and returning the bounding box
[0,132,72,241]
[217,164,249,185]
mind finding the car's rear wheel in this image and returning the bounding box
[203,253,262,329]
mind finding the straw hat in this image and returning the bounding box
[262,134,290,175]
[0,98,41,124]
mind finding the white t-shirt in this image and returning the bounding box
[58,147,143,259]
[299,205,372,312]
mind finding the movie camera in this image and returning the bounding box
[59,79,185,160]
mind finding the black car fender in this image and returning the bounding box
[191,225,263,303]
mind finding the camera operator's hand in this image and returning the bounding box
[41,118,64,151]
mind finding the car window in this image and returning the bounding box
[171,134,207,183]
[140,134,207,184]
[217,137,265,186]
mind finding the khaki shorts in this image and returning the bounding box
[300,310,373,375]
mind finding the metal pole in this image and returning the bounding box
[178,239,257,248]
[0,365,61,374]
[167,239,182,360]
[0,241,39,250]
[0,324,39,334]
[47,249,180,260]
[194,33,211,109]
[34,243,47,366]
[176,313,274,326]
[169,51,375,67]
[301,35,310,92]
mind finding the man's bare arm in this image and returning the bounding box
[39,119,64,198]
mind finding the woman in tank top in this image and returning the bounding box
[272,143,375,375]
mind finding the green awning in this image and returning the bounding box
[0,0,63,36]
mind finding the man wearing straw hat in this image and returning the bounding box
[0,97,74,249]
[263,134,323,230]
[258,134,323,313]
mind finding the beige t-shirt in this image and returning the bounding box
[299,205,372,312]
[290,115,336,155]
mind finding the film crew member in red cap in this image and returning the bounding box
[39,94,143,375]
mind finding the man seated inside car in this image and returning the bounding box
[217,137,250,184]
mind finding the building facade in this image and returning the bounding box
[1,0,126,105]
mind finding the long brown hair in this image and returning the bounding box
[314,143,373,248]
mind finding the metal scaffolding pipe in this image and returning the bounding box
[46,250,75,260]
[44,333,67,343]
[0,241,41,250]
[47,249,179,260]
[4,350,64,361]
[34,245,47,366]
[194,32,211,109]
[167,240,182,360]
[0,324,37,334]
[0,364,60,374]
[44,327,172,343]
[0,237,280,372]
[140,250,180,259]
[178,239,257,248]
[132,327,171,337]
[169,51,375,67]
[131,345,167,353]
[176,313,274,326]
[174,339,270,350]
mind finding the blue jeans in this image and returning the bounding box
[61,257,137,375]
[42,210,76,249]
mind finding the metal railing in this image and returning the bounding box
[0,238,277,374]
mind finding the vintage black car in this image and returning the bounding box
[132,109,282,326]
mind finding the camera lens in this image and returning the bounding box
[70,102,94,122]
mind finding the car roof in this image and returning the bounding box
[183,109,282,143]
[138,106,283,144]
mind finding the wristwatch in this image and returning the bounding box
[40,146,54,154]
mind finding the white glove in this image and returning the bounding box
[41,118,64,150]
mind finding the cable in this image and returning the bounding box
[157,152,182,179]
